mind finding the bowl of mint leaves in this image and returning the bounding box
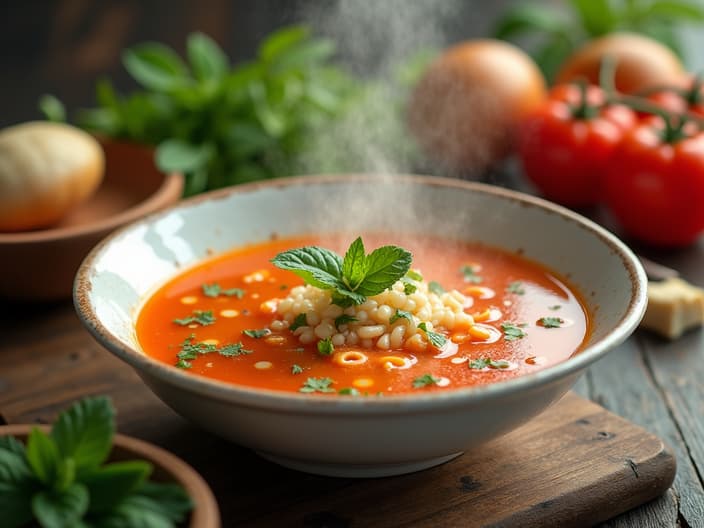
[0,396,219,528]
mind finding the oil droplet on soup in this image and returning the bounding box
[136,234,591,395]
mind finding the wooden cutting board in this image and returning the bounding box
[226,392,675,527]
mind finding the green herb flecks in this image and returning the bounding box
[469,357,511,370]
[428,281,446,295]
[243,328,271,338]
[291,364,304,375]
[417,322,448,349]
[289,313,308,331]
[403,281,417,295]
[506,281,526,295]
[539,317,564,328]
[0,396,192,527]
[271,237,412,307]
[317,338,335,356]
[300,377,336,394]
[173,310,216,326]
[406,269,423,281]
[201,283,246,299]
[501,322,527,341]
[338,387,361,396]
[390,309,413,325]
[175,334,250,367]
[218,343,253,357]
[412,374,441,388]
[460,264,483,284]
[548,304,562,311]
[334,314,358,329]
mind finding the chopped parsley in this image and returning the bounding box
[417,322,447,349]
[317,337,334,355]
[506,281,526,295]
[539,316,564,328]
[501,322,527,341]
[300,377,336,393]
[469,357,511,370]
[243,328,271,338]
[413,374,441,388]
[428,281,446,295]
[548,304,562,311]
[389,309,413,325]
[338,387,360,396]
[403,281,417,295]
[334,314,358,329]
[460,264,482,284]
[201,283,245,299]
[406,269,423,281]
[173,310,216,326]
[218,342,253,357]
[291,364,304,375]
[174,334,250,367]
[289,313,308,331]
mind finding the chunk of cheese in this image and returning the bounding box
[640,278,704,339]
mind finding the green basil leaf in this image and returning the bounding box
[54,457,76,492]
[187,32,228,81]
[271,39,336,74]
[225,122,273,157]
[0,447,36,527]
[341,237,368,290]
[123,43,190,92]
[26,428,60,486]
[355,245,412,296]
[51,396,114,477]
[260,26,309,62]
[32,482,89,528]
[156,139,214,173]
[271,246,343,290]
[135,481,193,521]
[84,461,152,513]
[647,0,704,21]
[38,94,66,122]
[493,4,568,39]
[571,0,615,36]
[0,436,26,457]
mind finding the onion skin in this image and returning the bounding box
[555,33,685,95]
[0,122,104,232]
[407,39,547,174]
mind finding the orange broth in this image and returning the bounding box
[136,233,591,395]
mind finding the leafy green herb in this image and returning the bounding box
[506,281,526,295]
[175,359,192,369]
[289,313,308,331]
[0,397,192,527]
[389,309,414,325]
[271,237,412,306]
[412,374,441,388]
[403,281,417,295]
[219,342,253,357]
[417,322,448,349]
[202,283,246,299]
[469,357,511,369]
[243,328,271,338]
[334,314,358,329]
[172,309,216,326]
[291,364,304,375]
[501,322,527,341]
[338,387,361,396]
[299,377,336,393]
[460,265,482,284]
[548,304,562,310]
[428,281,446,295]
[317,338,335,356]
[406,269,423,281]
[539,316,564,328]
[493,0,704,81]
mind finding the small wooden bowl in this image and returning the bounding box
[0,139,183,301]
[0,424,220,528]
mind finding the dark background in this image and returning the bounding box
[0,0,517,129]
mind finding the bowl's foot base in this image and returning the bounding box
[255,450,463,478]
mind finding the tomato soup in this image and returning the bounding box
[136,233,590,395]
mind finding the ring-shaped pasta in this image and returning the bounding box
[333,350,368,366]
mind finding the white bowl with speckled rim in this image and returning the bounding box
[74,174,647,478]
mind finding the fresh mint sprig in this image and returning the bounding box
[271,237,412,306]
[0,397,192,528]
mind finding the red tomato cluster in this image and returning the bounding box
[517,80,704,247]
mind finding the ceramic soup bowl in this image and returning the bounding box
[75,175,647,477]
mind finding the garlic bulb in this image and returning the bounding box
[0,121,104,232]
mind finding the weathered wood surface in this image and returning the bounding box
[0,299,690,527]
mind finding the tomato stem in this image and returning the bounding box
[570,80,599,120]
